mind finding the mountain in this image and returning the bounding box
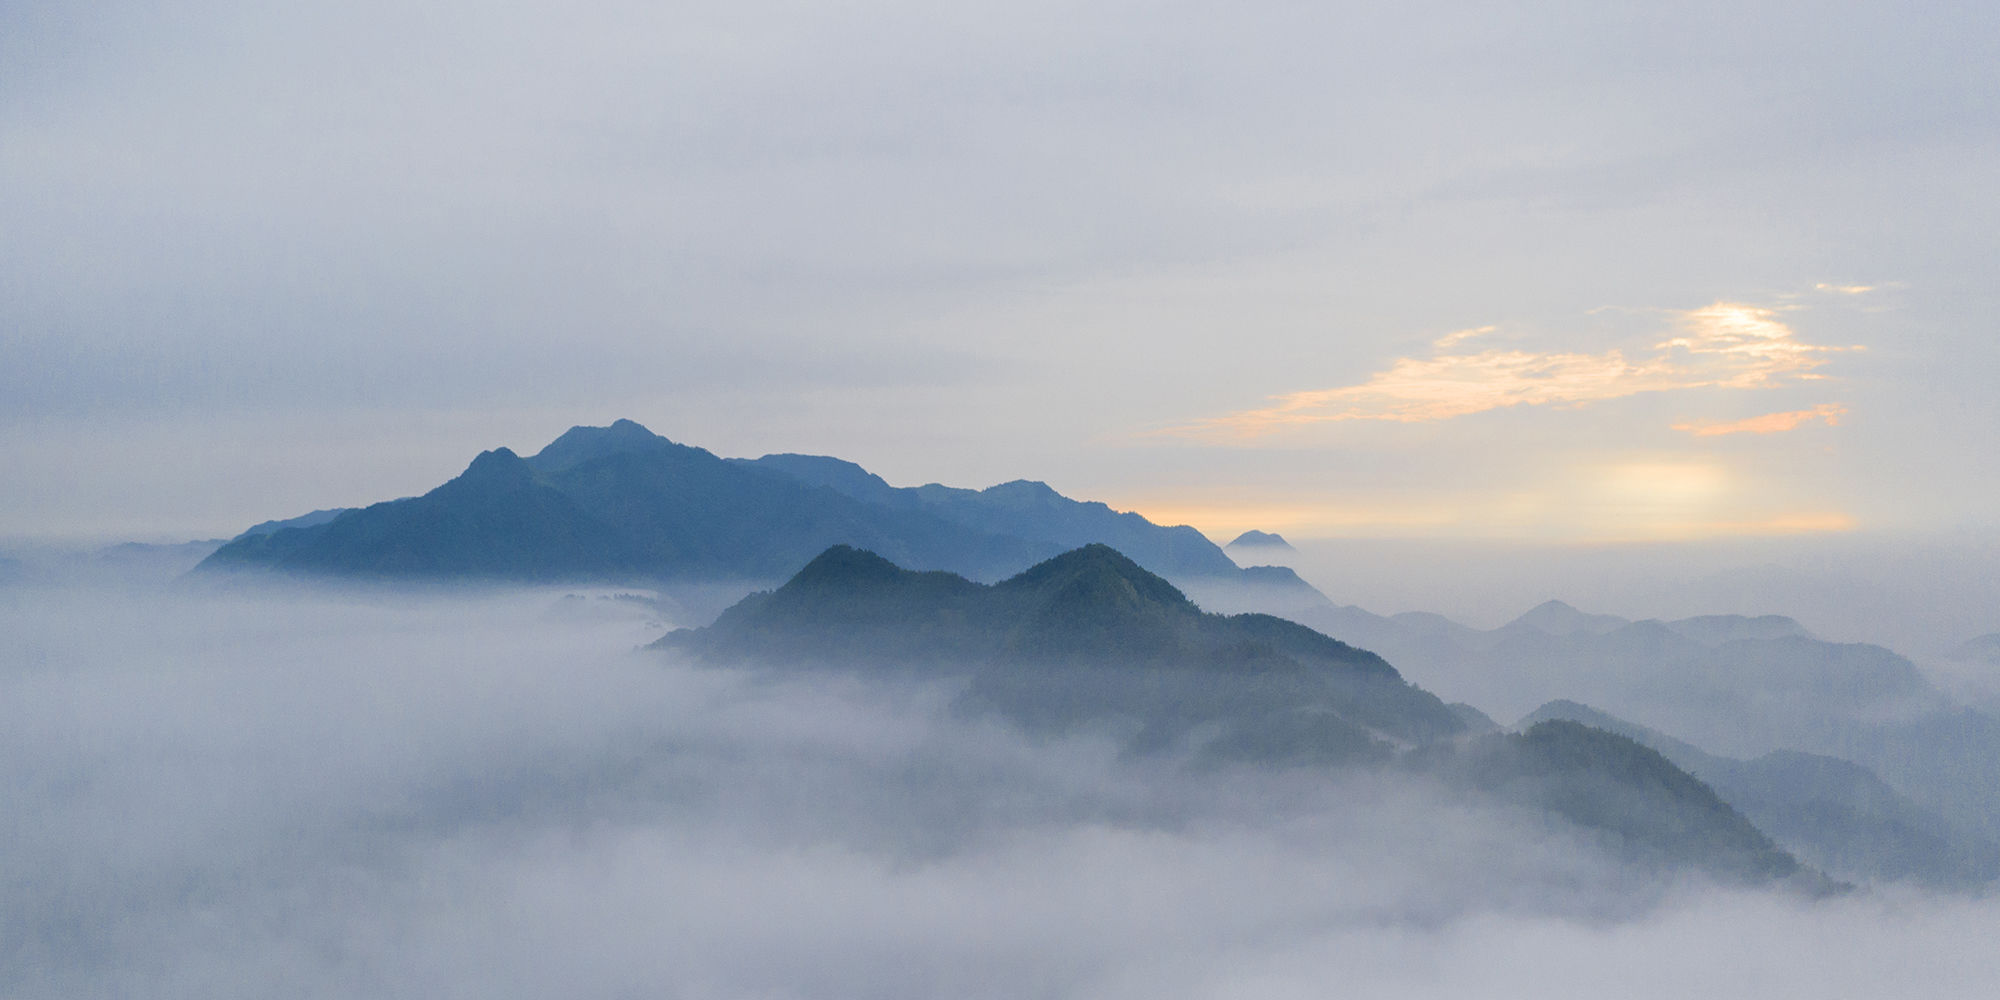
[195,420,1259,588]
[201,447,650,581]
[1505,599,1631,637]
[663,543,1816,885]
[1521,700,2000,888]
[1416,720,1812,886]
[1213,587,2000,847]
[1660,614,1812,645]
[1950,633,2000,665]
[1226,530,1295,552]
[239,507,351,537]
[662,543,1465,763]
[1262,594,1941,754]
[731,452,1241,578]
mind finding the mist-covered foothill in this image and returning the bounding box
[1188,574,2000,888]
[666,543,1827,888]
[665,543,1464,764]
[1522,700,2000,888]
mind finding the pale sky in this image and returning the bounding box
[5,0,1997,548]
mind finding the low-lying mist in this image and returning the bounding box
[4,579,1997,998]
[1265,533,2000,659]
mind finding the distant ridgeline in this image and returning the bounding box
[664,542,1823,889]
[1225,529,1295,552]
[1521,700,2000,888]
[195,420,1298,590]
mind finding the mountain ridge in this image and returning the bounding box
[1520,699,2000,888]
[665,542,1818,887]
[662,542,1460,756]
[195,420,1281,590]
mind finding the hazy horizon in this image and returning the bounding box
[6,1,1997,555]
[9,427,1994,660]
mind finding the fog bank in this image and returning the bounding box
[5,580,1996,998]
[1271,532,2000,658]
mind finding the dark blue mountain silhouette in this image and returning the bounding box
[196,420,1276,587]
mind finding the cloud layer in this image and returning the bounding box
[1176,303,1856,438]
[1675,403,1848,437]
[6,577,2000,997]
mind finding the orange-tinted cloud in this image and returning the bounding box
[1172,302,1856,439]
[1673,403,1847,437]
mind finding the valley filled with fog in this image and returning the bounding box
[7,572,2000,999]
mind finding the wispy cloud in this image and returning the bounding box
[1813,281,1907,296]
[1170,302,1856,439]
[1430,325,1498,350]
[1674,403,1847,437]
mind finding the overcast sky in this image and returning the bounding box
[4,0,1996,545]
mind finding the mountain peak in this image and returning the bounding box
[732,544,989,634]
[979,480,1064,505]
[664,543,1467,758]
[998,543,1196,611]
[1509,599,1630,636]
[1661,614,1812,646]
[455,447,533,487]
[789,544,909,588]
[528,419,678,473]
[1227,530,1294,550]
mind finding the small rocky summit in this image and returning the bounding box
[1226,530,1295,552]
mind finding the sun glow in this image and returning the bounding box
[1167,301,1857,440]
[1120,458,1856,544]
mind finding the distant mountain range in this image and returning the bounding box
[1522,700,2000,888]
[1187,583,2000,856]
[194,420,1275,589]
[178,418,1910,888]
[1951,633,2000,664]
[666,542,1818,887]
[1225,530,1294,552]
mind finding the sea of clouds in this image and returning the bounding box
[4,577,1997,999]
